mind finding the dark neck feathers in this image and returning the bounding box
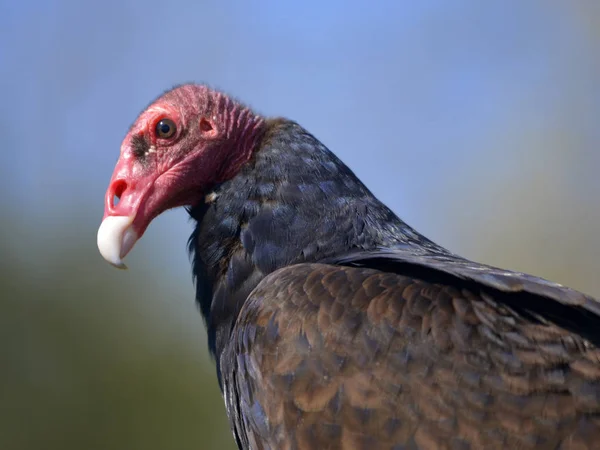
[187,119,431,361]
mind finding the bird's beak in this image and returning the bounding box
[97,154,161,269]
[97,215,137,269]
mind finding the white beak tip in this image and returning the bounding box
[97,215,137,269]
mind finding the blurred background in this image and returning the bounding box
[2,1,599,448]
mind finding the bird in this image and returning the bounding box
[97,84,600,449]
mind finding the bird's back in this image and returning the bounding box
[223,258,600,450]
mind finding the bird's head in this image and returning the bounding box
[97,84,265,269]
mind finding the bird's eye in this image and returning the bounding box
[155,119,176,139]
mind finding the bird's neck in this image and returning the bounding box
[188,119,422,361]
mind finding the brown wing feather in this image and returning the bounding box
[224,263,600,450]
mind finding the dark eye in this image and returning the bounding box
[155,118,176,139]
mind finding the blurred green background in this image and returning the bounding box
[2,1,599,449]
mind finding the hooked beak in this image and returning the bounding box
[97,215,137,269]
[97,153,162,269]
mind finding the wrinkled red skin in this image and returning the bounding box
[103,85,264,241]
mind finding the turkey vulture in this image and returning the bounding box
[98,84,600,449]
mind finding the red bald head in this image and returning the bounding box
[97,84,265,268]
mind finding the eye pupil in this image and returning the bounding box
[156,119,176,138]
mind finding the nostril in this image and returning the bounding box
[110,180,127,210]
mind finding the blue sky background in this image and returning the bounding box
[3,2,599,263]
[1,2,600,448]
